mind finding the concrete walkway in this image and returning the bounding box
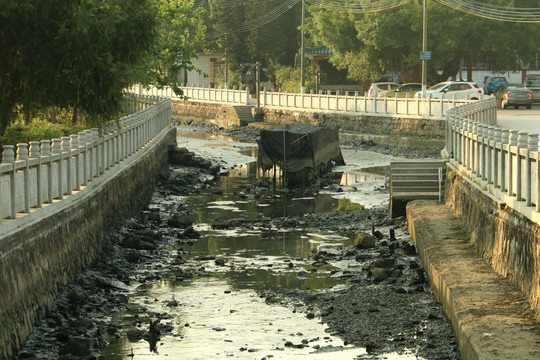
[406,200,540,360]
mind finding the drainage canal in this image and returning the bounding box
[16,126,458,360]
[100,129,446,359]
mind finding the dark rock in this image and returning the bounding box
[126,328,144,342]
[372,258,395,269]
[403,243,417,255]
[355,234,376,249]
[168,214,192,228]
[371,267,390,282]
[59,337,92,357]
[67,288,85,306]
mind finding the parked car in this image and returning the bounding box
[367,82,399,96]
[377,83,422,98]
[483,75,507,95]
[413,81,483,100]
[493,83,533,109]
[525,74,540,103]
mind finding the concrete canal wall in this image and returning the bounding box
[443,167,540,317]
[0,128,176,360]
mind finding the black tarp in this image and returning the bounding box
[257,124,344,175]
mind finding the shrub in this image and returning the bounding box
[0,120,84,149]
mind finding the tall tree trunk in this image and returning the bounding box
[466,54,473,82]
[51,105,56,123]
[24,104,31,124]
[72,107,78,125]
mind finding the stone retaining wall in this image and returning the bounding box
[262,108,446,139]
[0,128,176,360]
[444,166,540,317]
[170,100,446,139]
[171,100,222,122]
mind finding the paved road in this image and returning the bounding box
[497,103,540,133]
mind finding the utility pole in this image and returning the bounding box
[421,0,428,96]
[300,0,305,94]
[256,62,260,108]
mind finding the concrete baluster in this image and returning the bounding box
[71,135,81,191]
[61,137,72,196]
[104,130,110,171]
[85,129,95,180]
[537,134,540,211]
[52,138,63,200]
[468,121,475,171]
[500,129,510,192]
[493,127,502,188]
[92,128,102,176]
[29,141,42,208]
[471,122,478,174]
[454,117,462,164]
[78,131,88,186]
[507,130,519,196]
[486,126,495,184]
[516,132,529,201]
[525,133,538,206]
[17,143,30,214]
[41,140,53,203]
[477,124,486,178]
[2,145,16,218]
[2,145,15,163]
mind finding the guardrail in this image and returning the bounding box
[0,96,172,221]
[446,97,540,222]
[129,84,484,120]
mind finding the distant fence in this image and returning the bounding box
[129,84,486,120]
[0,96,171,221]
[446,97,540,223]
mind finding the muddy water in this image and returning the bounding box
[100,131,421,360]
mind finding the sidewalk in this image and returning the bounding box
[406,200,540,360]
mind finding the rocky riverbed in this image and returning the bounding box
[14,122,458,360]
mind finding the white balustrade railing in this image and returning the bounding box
[0,96,172,221]
[129,84,485,120]
[128,84,251,106]
[446,97,540,222]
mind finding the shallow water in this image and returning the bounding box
[100,131,421,359]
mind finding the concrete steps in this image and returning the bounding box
[390,159,447,217]
[232,106,255,125]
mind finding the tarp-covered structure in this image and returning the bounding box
[257,124,344,184]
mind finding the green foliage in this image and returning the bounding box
[270,61,316,93]
[144,0,209,96]
[306,0,540,83]
[0,0,208,135]
[205,0,302,86]
[0,120,83,148]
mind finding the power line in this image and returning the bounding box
[306,0,413,12]
[203,0,540,41]
[434,0,540,23]
[205,0,301,40]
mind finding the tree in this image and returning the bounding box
[306,0,540,84]
[0,0,208,135]
[143,0,208,95]
[204,0,302,88]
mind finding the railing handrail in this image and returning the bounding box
[129,84,485,120]
[446,97,540,224]
[0,96,172,224]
